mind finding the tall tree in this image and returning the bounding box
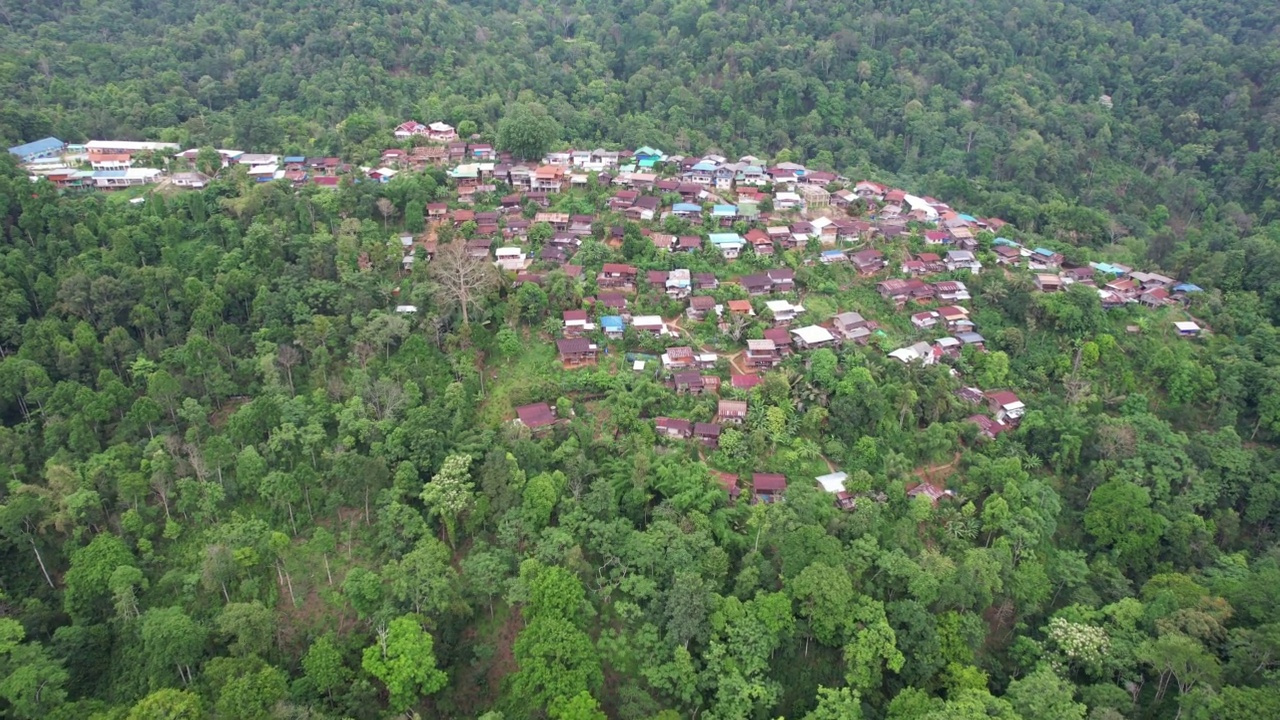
[427,240,499,327]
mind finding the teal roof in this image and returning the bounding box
[712,205,737,216]
[708,233,744,245]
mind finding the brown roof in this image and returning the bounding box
[601,263,637,275]
[752,473,787,492]
[666,346,695,360]
[556,338,595,354]
[656,417,693,434]
[694,422,722,437]
[689,296,716,310]
[719,400,748,416]
[986,390,1021,407]
[727,300,753,313]
[762,327,791,345]
[563,309,589,322]
[516,403,556,428]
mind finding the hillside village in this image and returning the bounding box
[9,126,1208,509]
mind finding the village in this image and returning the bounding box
[10,125,1208,511]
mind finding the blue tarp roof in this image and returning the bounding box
[8,137,64,158]
[1173,283,1203,293]
[673,203,701,212]
[600,316,625,330]
[708,233,744,245]
[283,156,305,163]
[1090,262,1126,275]
[691,160,718,171]
[993,237,1019,247]
[1033,247,1056,257]
[712,205,737,215]
[821,249,844,257]
[958,213,977,222]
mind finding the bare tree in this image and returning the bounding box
[428,241,499,327]
[375,198,398,231]
[276,343,301,395]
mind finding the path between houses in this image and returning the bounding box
[665,314,751,376]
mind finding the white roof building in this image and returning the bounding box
[790,325,836,346]
[816,472,848,494]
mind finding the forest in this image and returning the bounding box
[3,0,1280,719]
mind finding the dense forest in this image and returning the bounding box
[3,0,1280,719]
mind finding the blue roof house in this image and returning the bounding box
[8,137,66,163]
[600,316,626,336]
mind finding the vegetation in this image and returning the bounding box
[2,1,1280,719]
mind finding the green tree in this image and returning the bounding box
[126,688,203,720]
[497,103,560,160]
[361,615,448,714]
[1005,666,1086,720]
[420,453,475,548]
[302,634,349,701]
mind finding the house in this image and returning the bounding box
[906,481,954,506]
[1174,321,1202,337]
[740,273,773,296]
[693,273,719,291]
[563,310,595,337]
[716,472,742,502]
[799,184,831,208]
[687,295,716,321]
[1129,271,1175,290]
[815,472,855,510]
[494,247,528,271]
[672,202,702,218]
[791,325,836,349]
[718,400,748,424]
[968,415,1010,440]
[935,306,970,328]
[674,371,705,394]
[832,189,857,208]
[855,181,886,199]
[995,246,1022,265]
[600,315,626,338]
[763,327,793,355]
[662,346,696,370]
[91,168,163,188]
[1140,287,1171,307]
[732,374,763,390]
[1105,278,1138,298]
[850,249,887,275]
[427,122,458,142]
[832,311,869,341]
[533,165,566,192]
[598,263,638,290]
[956,331,986,349]
[746,338,781,368]
[515,403,557,430]
[986,391,1025,423]
[596,292,628,313]
[540,246,568,265]
[911,311,940,330]
[655,417,694,439]
[633,315,669,337]
[821,249,848,264]
[751,473,787,504]
[557,338,598,367]
[956,386,986,405]
[1034,274,1063,292]
[765,300,805,325]
[1029,248,1064,269]
[611,190,639,209]
[945,250,982,274]
[932,281,970,302]
[708,233,746,259]
[8,137,66,163]
[767,269,796,292]
[1063,266,1095,284]
[775,191,802,210]
[726,299,755,317]
[694,422,722,448]
[888,341,937,365]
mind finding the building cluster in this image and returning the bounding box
[10,127,1207,509]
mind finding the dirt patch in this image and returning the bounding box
[913,451,962,484]
[450,605,523,716]
[208,396,250,428]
